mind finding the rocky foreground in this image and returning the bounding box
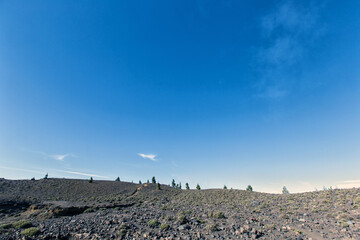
[0,178,360,239]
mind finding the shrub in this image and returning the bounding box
[13,220,32,229]
[183,210,191,215]
[21,227,40,237]
[185,183,190,190]
[223,185,227,189]
[246,185,253,191]
[157,183,161,190]
[139,180,142,184]
[119,228,127,237]
[118,223,128,236]
[160,223,170,231]
[147,179,150,183]
[177,214,188,224]
[120,223,128,229]
[148,219,159,227]
[196,217,205,224]
[196,184,201,190]
[152,176,156,184]
[115,177,120,181]
[172,179,176,188]
[84,207,97,213]
[0,223,13,229]
[214,211,226,219]
[31,177,35,181]
[160,205,168,210]
[89,177,93,183]
[167,216,175,221]
[44,173,48,179]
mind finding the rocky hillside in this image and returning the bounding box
[0,178,359,239]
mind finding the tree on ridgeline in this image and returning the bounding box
[282,186,290,194]
[185,183,190,190]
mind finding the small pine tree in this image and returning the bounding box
[179,182,182,189]
[246,185,253,191]
[282,186,290,194]
[185,183,190,190]
[147,179,150,184]
[31,177,35,181]
[152,176,156,184]
[115,177,120,181]
[44,173,48,179]
[171,179,176,188]
[196,184,201,190]
[223,185,227,189]
[156,182,161,190]
[89,177,93,183]
[139,180,142,184]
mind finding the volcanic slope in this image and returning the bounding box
[0,178,359,239]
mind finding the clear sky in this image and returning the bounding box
[0,0,359,193]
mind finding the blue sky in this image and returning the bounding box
[0,0,359,193]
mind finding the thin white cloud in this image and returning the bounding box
[30,150,75,161]
[57,170,109,179]
[255,1,324,99]
[49,154,74,161]
[138,153,158,162]
[0,166,44,175]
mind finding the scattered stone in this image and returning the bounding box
[1,178,360,239]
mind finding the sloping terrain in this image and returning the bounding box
[0,178,360,239]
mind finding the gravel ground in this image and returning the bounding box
[1,178,359,239]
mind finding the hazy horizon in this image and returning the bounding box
[1,0,359,193]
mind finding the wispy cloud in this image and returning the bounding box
[56,170,109,179]
[255,1,324,99]
[0,166,44,175]
[138,153,158,162]
[30,150,75,161]
[49,154,74,161]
